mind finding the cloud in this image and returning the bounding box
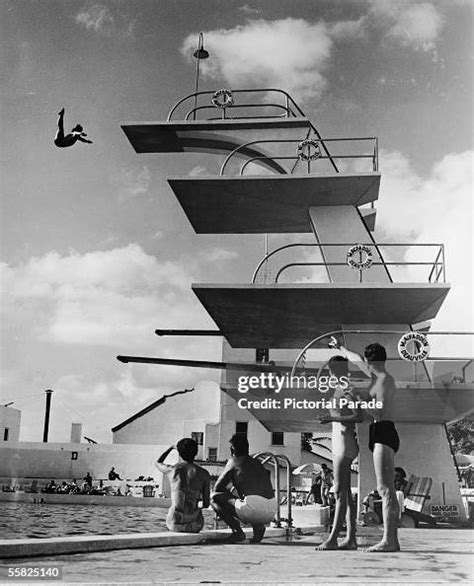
[239,4,263,16]
[188,165,211,177]
[182,19,335,102]
[1,244,224,442]
[111,166,151,200]
[368,0,444,52]
[376,149,473,354]
[75,4,115,34]
[1,244,211,348]
[75,4,135,37]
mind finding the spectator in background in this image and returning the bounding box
[320,463,334,507]
[394,467,408,494]
[108,467,122,481]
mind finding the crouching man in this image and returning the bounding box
[156,438,210,533]
[211,434,277,543]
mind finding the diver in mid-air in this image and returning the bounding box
[54,108,93,148]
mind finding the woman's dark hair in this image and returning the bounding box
[229,434,249,456]
[395,466,407,478]
[176,438,198,462]
[364,343,387,364]
[328,355,349,377]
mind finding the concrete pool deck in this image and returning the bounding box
[0,527,472,584]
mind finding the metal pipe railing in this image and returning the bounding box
[290,329,474,377]
[253,242,446,284]
[254,451,293,531]
[166,88,340,173]
[220,137,377,176]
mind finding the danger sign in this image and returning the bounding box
[430,504,459,518]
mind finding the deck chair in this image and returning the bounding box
[402,475,437,527]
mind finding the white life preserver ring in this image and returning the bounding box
[397,332,430,362]
[297,139,321,161]
[346,244,373,270]
[212,89,234,109]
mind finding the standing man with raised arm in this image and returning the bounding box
[329,337,400,552]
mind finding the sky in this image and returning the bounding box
[1,0,473,443]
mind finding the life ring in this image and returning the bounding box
[397,332,430,362]
[346,244,373,269]
[212,89,234,109]
[297,139,321,161]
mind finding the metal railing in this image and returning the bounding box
[220,137,379,176]
[166,88,339,173]
[252,242,446,284]
[167,88,305,121]
[290,329,474,381]
[253,452,293,532]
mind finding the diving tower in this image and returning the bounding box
[119,86,472,522]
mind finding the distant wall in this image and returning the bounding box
[0,407,21,443]
[0,442,175,495]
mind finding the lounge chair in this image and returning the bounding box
[401,475,437,527]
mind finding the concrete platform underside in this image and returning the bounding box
[121,118,311,155]
[1,528,471,584]
[168,174,380,233]
[192,283,450,348]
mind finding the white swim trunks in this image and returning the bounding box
[234,495,277,525]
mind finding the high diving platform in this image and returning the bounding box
[192,283,450,348]
[168,173,380,233]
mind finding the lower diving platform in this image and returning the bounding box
[168,174,380,233]
[192,283,450,348]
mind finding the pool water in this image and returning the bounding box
[0,502,216,540]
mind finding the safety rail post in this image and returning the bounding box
[254,451,294,530]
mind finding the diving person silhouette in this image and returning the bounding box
[54,108,93,148]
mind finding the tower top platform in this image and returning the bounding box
[121,118,310,154]
[168,174,380,233]
[192,283,450,348]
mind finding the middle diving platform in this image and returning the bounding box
[192,283,450,348]
[168,174,380,233]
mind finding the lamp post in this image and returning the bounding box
[43,389,53,442]
[193,32,209,120]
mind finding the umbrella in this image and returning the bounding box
[292,463,323,476]
[455,453,474,466]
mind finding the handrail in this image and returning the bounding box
[220,137,377,176]
[184,103,292,121]
[253,242,446,284]
[167,88,306,121]
[275,260,445,283]
[290,329,474,377]
[166,87,340,173]
[240,154,375,176]
[253,451,293,531]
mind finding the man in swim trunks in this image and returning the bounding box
[331,338,400,552]
[54,108,93,148]
[155,438,210,533]
[211,434,277,543]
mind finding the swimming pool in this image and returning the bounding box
[0,502,216,540]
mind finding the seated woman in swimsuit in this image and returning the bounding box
[316,356,363,550]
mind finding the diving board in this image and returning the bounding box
[192,283,450,348]
[168,174,380,234]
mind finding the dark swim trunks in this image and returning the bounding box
[369,421,400,453]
